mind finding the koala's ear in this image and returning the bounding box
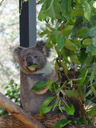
[35,41,50,57]
[13,46,24,63]
[35,40,46,52]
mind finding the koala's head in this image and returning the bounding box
[14,41,49,74]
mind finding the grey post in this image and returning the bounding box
[19,0,36,47]
[19,0,36,108]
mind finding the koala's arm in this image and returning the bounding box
[33,71,58,95]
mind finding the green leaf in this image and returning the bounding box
[50,30,60,40]
[90,84,96,97]
[52,97,59,111]
[38,0,56,20]
[90,62,96,84]
[75,16,83,28]
[45,0,55,18]
[83,2,91,21]
[26,64,39,68]
[92,37,96,47]
[10,79,14,85]
[87,105,96,117]
[89,26,96,37]
[70,55,81,65]
[38,8,46,21]
[73,7,83,16]
[55,119,71,128]
[78,27,89,38]
[79,48,87,64]
[62,25,73,36]
[31,81,47,91]
[56,34,66,50]
[72,40,81,47]
[91,47,96,55]
[84,55,93,67]
[61,62,68,75]
[64,38,78,51]
[65,90,79,98]
[90,63,96,97]
[40,96,54,115]
[37,0,45,4]
[78,69,88,87]
[47,80,54,91]
[63,104,75,115]
[83,38,91,45]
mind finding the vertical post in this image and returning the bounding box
[19,0,36,109]
[19,0,36,47]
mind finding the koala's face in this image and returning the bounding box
[14,41,48,74]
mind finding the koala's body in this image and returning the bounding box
[14,41,58,114]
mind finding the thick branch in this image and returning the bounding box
[0,115,96,128]
[0,92,45,128]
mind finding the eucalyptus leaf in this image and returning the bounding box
[92,37,96,47]
[83,38,91,45]
[78,27,89,38]
[89,26,96,37]
[56,34,66,50]
[44,0,55,18]
[64,38,78,51]
[63,104,75,115]
[26,64,39,68]
[78,69,88,87]
[55,119,71,128]
[90,63,96,84]
[38,0,56,20]
[83,2,91,21]
[31,81,47,91]
[40,96,55,115]
[65,90,79,98]
[87,105,96,117]
[73,7,83,16]
[70,55,81,65]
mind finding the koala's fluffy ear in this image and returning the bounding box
[35,40,50,57]
[13,46,24,63]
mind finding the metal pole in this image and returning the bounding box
[19,0,36,47]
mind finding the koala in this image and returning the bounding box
[14,41,58,114]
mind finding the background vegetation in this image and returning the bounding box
[0,0,20,115]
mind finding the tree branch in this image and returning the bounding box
[0,92,45,128]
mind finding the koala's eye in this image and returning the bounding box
[34,55,37,58]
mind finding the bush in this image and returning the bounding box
[0,79,20,115]
[37,0,96,126]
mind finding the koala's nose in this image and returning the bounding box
[26,56,33,66]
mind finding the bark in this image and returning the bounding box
[0,113,66,128]
[0,115,96,128]
[0,92,45,128]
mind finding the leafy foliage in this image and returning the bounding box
[37,0,96,126]
[55,119,71,128]
[0,79,20,115]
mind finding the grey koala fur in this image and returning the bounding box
[14,41,58,114]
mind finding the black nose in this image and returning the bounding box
[26,56,33,66]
